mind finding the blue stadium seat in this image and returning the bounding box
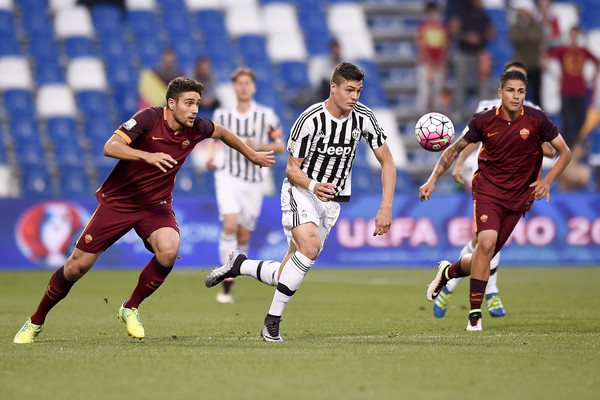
[161,8,191,37]
[53,142,86,168]
[304,32,332,56]
[14,141,47,167]
[20,7,54,37]
[0,10,16,37]
[105,61,136,87]
[277,61,310,92]
[77,90,111,118]
[156,0,186,12]
[95,164,116,185]
[8,118,41,145]
[99,33,130,62]
[127,10,158,36]
[64,37,97,59]
[245,58,275,85]
[20,168,54,198]
[237,35,269,62]
[169,35,200,73]
[133,34,163,68]
[194,10,227,36]
[58,167,92,198]
[0,35,22,56]
[35,60,66,85]
[84,115,114,145]
[92,4,125,36]
[90,141,117,168]
[27,34,60,63]
[46,117,79,143]
[2,89,35,117]
[112,84,139,123]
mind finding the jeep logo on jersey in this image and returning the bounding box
[352,128,361,140]
[316,142,353,157]
[520,128,530,140]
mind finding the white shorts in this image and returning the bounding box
[280,178,341,250]
[214,170,264,231]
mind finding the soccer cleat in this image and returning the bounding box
[260,315,283,342]
[486,293,506,317]
[426,260,451,301]
[14,318,43,344]
[433,286,453,318]
[466,310,483,331]
[205,250,246,288]
[117,301,145,339]
[216,291,234,304]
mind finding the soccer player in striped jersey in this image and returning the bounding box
[207,67,285,304]
[14,77,275,343]
[205,62,397,341]
[433,62,556,319]
[420,69,571,331]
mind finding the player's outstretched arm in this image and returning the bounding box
[372,143,395,236]
[419,137,469,201]
[530,135,571,202]
[213,123,275,168]
[104,134,177,172]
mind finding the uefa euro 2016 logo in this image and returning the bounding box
[15,201,90,268]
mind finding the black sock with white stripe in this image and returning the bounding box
[268,251,314,317]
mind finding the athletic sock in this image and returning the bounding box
[460,240,475,257]
[446,259,468,279]
[124,256,172,309]
[222,279,234,294]
[469,278,487,311]
[445,277,462,293]
[267,252,314,316]
[218,233,238,265]
[485,267,499,294]
[31,266,74,325]
[240,259,281,286]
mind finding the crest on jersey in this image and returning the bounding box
[480,215,488,223]
[123,119,137,130]
[520,128,530,140]
[352,128,361,140]
[182,139,190,149]
[85,234,92,244]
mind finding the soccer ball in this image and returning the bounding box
[414,112,455,152]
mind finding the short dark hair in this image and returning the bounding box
[425,2,439,12]
[502,61,526,74]
[231,66,256,82]
[500,69,528,88]
[331,62,364,85]
[166,77,204,103]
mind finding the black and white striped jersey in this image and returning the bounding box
[213,101,282,183]
[287,101,386,199]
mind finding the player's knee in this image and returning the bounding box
[155,245,178,266]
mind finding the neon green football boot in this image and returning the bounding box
[117,301,145,339]
[14,318,44,344]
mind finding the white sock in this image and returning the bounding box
[238,242,249,255]
[445,276,462,293]
[219,233,237,265]
[240,259,281,286]
[485,252,500,294]
[267,251,314,317]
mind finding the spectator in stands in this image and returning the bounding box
[154,48,183,85]
[449,0,496,123]
[193,56,220,115]
[535,0,562,49]
[509,4,544,106]
[544,26,600,147]
[415,2,450,113]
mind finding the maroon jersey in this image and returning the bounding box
[96,107,215,212]
[464,105,559,211]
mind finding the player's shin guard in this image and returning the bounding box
[125,256,172,309]
[240,259,282,286]
[267,252,314,316]
[31,266,74,325]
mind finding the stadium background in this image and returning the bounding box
[0,0,598,270]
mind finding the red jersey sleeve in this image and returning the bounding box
[115,107,160,144]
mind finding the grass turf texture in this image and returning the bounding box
[1,267,599,400]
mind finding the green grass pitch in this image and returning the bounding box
[1,267,599,400]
